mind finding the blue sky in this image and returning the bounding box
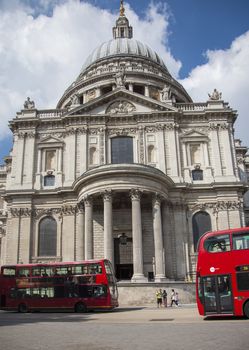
[0,0,249,164]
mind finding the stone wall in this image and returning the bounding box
[117,282,196,306]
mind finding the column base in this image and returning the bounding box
[131,274,147,283]
[154,275,168,283]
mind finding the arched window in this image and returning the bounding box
[192,211,211,251]
[111,136,133,164]
[148,145,155,163]
[89,147,98,165]
[38,217,57,256]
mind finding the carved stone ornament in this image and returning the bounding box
[61,205,77,216]
[130,188,142,201]
[102,190,113,202]
[106,101,136,114]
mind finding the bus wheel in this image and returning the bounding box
[243,301,249,318]
[18,303,28,313]
[75,302,87,313]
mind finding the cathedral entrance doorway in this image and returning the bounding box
[114,233,133,280]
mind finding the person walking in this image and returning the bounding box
[156,289,163,308]
[162,289,167,307]
[170,289,178,307]
[175,292,179,306]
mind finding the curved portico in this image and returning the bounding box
[73,164,174,282]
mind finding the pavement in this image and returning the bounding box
[86,304,204,323]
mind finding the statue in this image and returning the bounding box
[23,97,35,109]
[161,84,171,101]
[70,93,80,106]
[208,88,222,100]
[115,69,126,88]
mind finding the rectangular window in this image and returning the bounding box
[204,234,231,253]
[3,267,16,276]
[233,232,249,250]
[237,272,249,291]
[111,137,133,164]
[44,175,55,186]
[18,268,30,277]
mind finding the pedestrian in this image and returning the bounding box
[170,289,178,307]
[162,289,167,307]
[175,292,179,306]
[156,289,163,308]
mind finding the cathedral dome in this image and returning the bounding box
[57,1,192,108]
[80,38,168,74]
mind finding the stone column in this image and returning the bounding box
[103,190,114,268]
[84,195,93,260]
[152,194,166,282]
[145,85,149,97]
[130,189,146,282]
[76,202,85,261]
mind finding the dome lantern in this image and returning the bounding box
[112,0,133,39]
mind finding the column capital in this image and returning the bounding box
[77,201,85,214]
[102,189,113,202]
[130,188,142,201]
[152,193,163,206]
[83,195,93,207]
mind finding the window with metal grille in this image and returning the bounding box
[38,217,57,256]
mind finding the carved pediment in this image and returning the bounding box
[37,135,64,148]
[106,100,136,114]
[180,129,209,142]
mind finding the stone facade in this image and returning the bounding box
[0,3,248,285]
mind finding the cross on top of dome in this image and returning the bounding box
[113,0,133,39]
[120,0,125,17]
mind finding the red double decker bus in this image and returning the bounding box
[196,227,249,318]
[0,259,118,313]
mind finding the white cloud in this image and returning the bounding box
[1,0,248,152]
[0,0,178,140]
[180,31,249,147]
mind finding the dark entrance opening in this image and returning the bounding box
[116,264,133,280]
[114,234,133,280]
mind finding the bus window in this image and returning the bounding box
[88,264,102,274]
[16,288,31,298]
[41,267,53,277]
[237,272,249,291]
[2,267,16,277]
[204,234,231,252]
[78,285,93,298]
[55,267,68,276]
[72,265,83,275]
[233,232,249,250]
[93,285,107,297]
[18,268,30,277]
[32,268,41,276]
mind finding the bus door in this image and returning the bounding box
[202,275,233,314]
